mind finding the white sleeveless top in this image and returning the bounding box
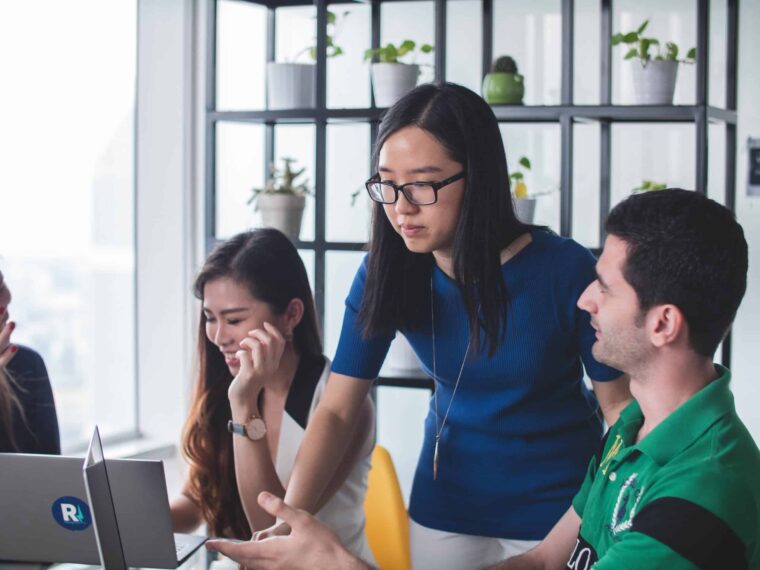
[274,355,376,565]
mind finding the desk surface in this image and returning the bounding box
[0,546,211,570]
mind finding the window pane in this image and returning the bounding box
[574,0,601,105]
[217,0,267,111]
[324,252,364,359]
[612,0,697,105]
[500,124,562,232]
[493,0,562,105]
[446,0,483,94]
[611,124,695,207]
[573,123,602,248]
[275,125,316,242]
[328,4,371,109]
[380,2,436,87]
[0,0,137,450]
[215,122,265,240]
[326,123,371,243]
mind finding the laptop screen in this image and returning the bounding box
[83,426,128,570]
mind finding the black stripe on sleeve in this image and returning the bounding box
[631,497,748,570]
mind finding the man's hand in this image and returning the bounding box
[206,492,370,570]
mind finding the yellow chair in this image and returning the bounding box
[364,445,412,570]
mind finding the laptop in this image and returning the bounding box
[0,429,206,567]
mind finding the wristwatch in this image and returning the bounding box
[227,415,267,441]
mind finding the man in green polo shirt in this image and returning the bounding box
[207,189,759,569]
[491,188,760,569]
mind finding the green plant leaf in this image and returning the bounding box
[519,157,531,170]
[327,10,336,25]
[420,44,434,53]
[640,38,651,60]
[510,172,523,180]
[624,47,638,60]
[622,31,639,43]
[666,41,678,60]
[637,19,649,35]
[331,46,343,57]
[686,47,696,60]
[375,43,396,63]
[399,40,415,52]
[611,33,623,46]
[308,47,317,60]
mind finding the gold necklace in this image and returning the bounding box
[431,274,472,481]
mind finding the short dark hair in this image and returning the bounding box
[605,189,748,357]
[359,82,535,356]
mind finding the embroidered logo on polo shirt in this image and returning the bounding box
[609,473,644,535]
[599,434,623,475]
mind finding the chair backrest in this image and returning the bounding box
[364,445,412,570]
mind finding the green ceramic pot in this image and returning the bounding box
[482,72,524,105]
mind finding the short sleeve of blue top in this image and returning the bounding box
[332,230,622,540]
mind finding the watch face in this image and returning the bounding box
[246,417,267,441]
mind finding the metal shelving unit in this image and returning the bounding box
[205,0,739,377]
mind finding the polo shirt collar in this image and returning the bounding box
[631,364,734,466]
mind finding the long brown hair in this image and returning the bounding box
[181,229,322,538]
[0,367,25,451]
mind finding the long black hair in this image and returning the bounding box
[358,82,534,357]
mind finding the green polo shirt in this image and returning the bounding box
[569,365,760,569]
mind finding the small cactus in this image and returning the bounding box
[492,55,518,74]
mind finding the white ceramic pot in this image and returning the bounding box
[267,63,316,110]
[630,60,679,105]
[370,63,420,108]
[379,334,426,379]
[513,197,536,223]
[255,193,306,241]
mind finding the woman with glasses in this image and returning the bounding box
[254,83,631,569]
[169,229,375,564]
[0,269,60,454]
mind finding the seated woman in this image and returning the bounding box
[170,229,375,563]
[0,268,60,454]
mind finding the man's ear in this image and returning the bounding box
[648,304,686,348]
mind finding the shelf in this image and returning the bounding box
[210,104,737,125]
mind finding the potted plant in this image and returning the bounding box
[510,156,536,222]
[612,19,696,105]
[267,10,349,110]
[364,40,434,108]
[633,179,667,193]
[482,55,524,105]
[248,158,311,241]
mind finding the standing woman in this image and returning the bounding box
[169,229,375,564]
[0,268,60,454]
[272,83,631,569]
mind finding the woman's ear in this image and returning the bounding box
[284,298,305,336]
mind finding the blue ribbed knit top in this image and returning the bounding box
[332,230,621,540]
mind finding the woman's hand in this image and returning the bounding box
[228,322,287,407]
[0,308,17,368]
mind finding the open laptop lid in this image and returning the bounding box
[83,426,128,570]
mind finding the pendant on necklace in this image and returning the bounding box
[433,435,440,480]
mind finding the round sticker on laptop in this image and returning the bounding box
[51,496,92,531]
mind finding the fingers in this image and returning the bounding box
[253,521,291,541]
[205,539,256,566]
[257,492,308,530]
[0,319,16,367]
[0,344,17,368]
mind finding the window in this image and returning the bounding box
[0,1,138,451]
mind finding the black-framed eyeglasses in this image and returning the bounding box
[364,171,466,205]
